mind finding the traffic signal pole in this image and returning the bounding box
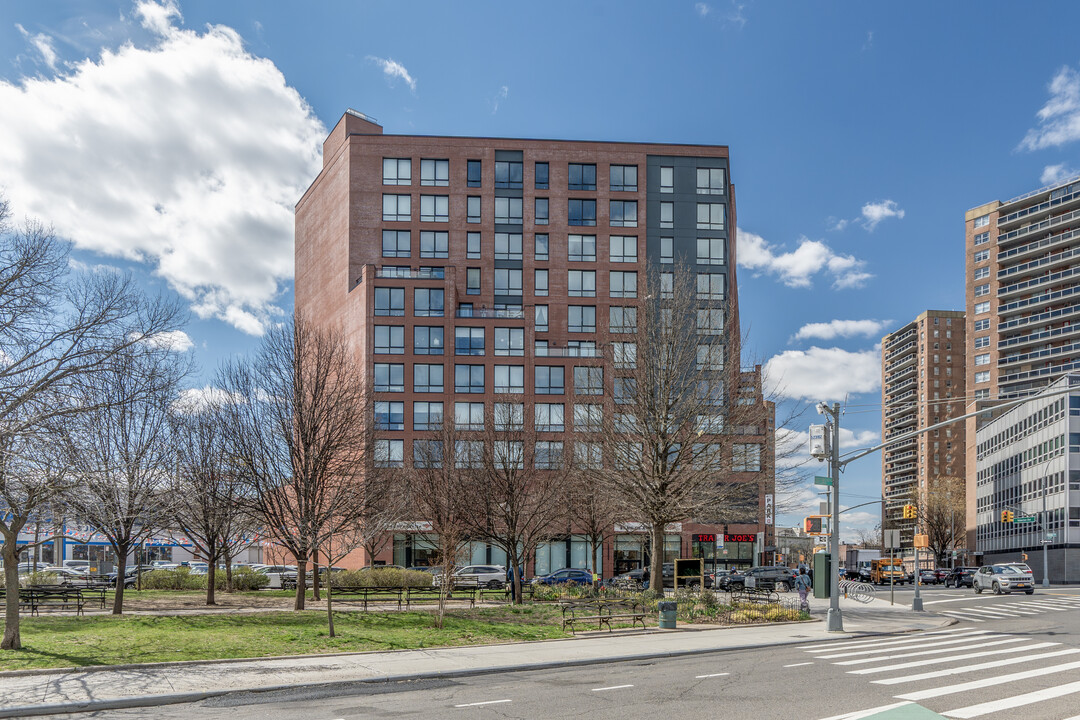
[819,403,843,632]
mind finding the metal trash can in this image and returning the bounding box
[657,600,677,629]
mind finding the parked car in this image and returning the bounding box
[918,569,941,585]
[724,566,798,592]
[16,562,52,573]
[973,564,1035,595]
[253,564,299,589]
[40,567,94,586]
[105,565,157,588]
[434,565,505,589]
[944,567,978,588]
[607,568,646,590]
[532,568,594,586]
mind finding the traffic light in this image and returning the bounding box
[1001,510,1015,523]
[804,516,822,534]
[1022,553,1029,561]
[902,504,917,520]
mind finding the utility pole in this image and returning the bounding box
[812,402,844,633]
[1042,473,1050,589]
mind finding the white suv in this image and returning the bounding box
[435,565,505,589]
[973,564,1035,595]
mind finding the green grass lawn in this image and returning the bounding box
[0,605,570,672]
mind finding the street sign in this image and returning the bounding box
[1014,516,1037,524]
[883,529,901,550]
[1047,532,1057,539]
[814,476,833,486]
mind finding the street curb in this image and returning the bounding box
[0,619,953,718]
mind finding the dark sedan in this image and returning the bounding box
[532,568,594,586]
[944,567,978,588]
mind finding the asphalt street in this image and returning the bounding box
[52,586,1080,720]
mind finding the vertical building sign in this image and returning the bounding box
[764,493,774,525]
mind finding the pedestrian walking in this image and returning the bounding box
[795,567,812,612]
[506,565,517,602]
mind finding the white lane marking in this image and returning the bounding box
[848,642,1058,675]
[795,628,969,650]
[924,597,986,605]
[816,702,915,720]
[815,633,998,659]
[937,612,985,622]
[695,672,730,678]
[592,684,634,691]
[871,646,1074,685]
[834,637,1026,666]
[948,607,1026,617]
[454,699,512,708]
[896,658,1080,701]
[807,630,988,655]
[943,679,1080,718]
[783,662,814,668]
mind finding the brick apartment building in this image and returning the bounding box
[880,310,966,567]
[294,110,775,577]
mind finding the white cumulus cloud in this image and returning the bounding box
[0,1,326,335]
[765,345,881,402]
[860,199,905,231]
[792,319,890,342]
[1020,64,1080,151]
[15,23,59,71]
[174,385,243,413]
[134,329,194,352]
[1041,163,1079,186]
[737,228,872,289]
[367,56,417,92]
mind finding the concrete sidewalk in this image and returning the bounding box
[0,596,950,718]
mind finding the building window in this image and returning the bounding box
[974,249,989,263]
[610,164,638,192]
[494,365,525,393]
[732,443,761,472]
[574,366,603,395]
[375,439,404,468]
[613,341,637,368]
[975,301,990,315]
[568,270,597,297]
[534,305,549,332]
[534,440,563,469]
[974,371,990,384]
[697,273,725,299]
[660,166,674,193]
[697,308,724,335]
[535,404,565,432]
[374,363,404,392]
[413,364,444,393]
[697,203,726,230]
[494,441,524,470]
[454,401,484,430]
[574,442,603,470]
[974,335,990,349]
[467,196,481,224]
[420,195,449,222]
[413,401,443,431]
[494,328,524,356]
[535,234,549,261]
[697,238,725,265]
[454,327,485,356]
[610,306,637,333]
[466,268,481,295]
[412,440,443,468]
[374,325,404,354]
[495,161,523,189]
[374,287,405,316]
[974,353,990,366]
[697,167,725,194]
[414,288,444,316]
[374,401,404,431]
[974,388,989,399]
[568,235,597,262]
[973,214,990,229]
[381,230,410,258]
[574,404,602,432]
[467,159,482,187]
[494,402,525,430]
[495,268,523,296]
[973,231,990,245]
[660,272,674,298]
[610,271,638,298]
[535,162,549,189]
[382,194,411,221]
[455,440,483,468]
[609,236,637,263]
[569,305,597,333]
[535,198,549,225]
[974,266,989,280]
[420,159,449,186]
[454,365,485,393]
[659,201,673,229]
[660,237,673,264]
[383,158,411,185]
[413,326,444,355]
[568,199,597,226]
[535,269,549,296]
[614,377,636,404]
[467,232,481,259]
[611,200,638,228]
[568,163,596,191]
[495,197,523,223]
[697,344,724,370]
[535,366,565,395]
[974,318,990,331]
[974,283,990,297]
[419,231,448,258]
[495,232,523,260]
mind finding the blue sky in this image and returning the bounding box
[3,0,1080,535]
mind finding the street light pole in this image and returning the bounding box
[818,402,843,633]
[1042,473,1050,589]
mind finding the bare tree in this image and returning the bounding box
[406,413,473,626]
[458,399,570,604]
[170,405,255,605]
[219,315,371,611]
[0,196,186,645]
[910,476,965,566]
[592,265,767,596]
[564,470,620,587]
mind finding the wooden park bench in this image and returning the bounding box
[560,599,647,634]
[328,586,477,610]
[3,587,89,616]
[728,587,780,605]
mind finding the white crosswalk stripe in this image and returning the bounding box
[810,632,991,659]
[847,642,1061,675]
[942,679,1080,718]
[869,646,1074,685]
[936,612,985,622]
[894,658,1080,701]
[833,637,1028,666]
[794,627,969,651]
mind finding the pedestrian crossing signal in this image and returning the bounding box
[1001,510,1015,523]
[803,516,829,536]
